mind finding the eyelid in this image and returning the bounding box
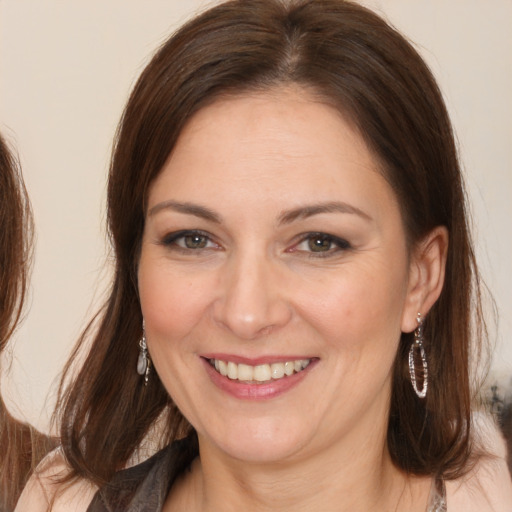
[290,232,351,257]
[157,229,350,257]
[159,229,220,250]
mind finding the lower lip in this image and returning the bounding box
[201,358,317,400]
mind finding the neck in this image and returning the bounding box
[199,442,399,512]
[168,425,430,512]
[165,386,432,512]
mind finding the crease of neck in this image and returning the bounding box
[191,432,413,512]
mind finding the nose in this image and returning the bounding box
[212,251,292,340]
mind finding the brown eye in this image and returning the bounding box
[307,234,334,252]
[184,234,209,249]
[161,230,217,251]
[292,232,351,257]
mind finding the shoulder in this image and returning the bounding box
[15,448,98,512]
[446,457,512,512]
[446,413,512,512]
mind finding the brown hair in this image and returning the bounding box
[56,0,485,484]
[0,134,53,511]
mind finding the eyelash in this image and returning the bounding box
[159,230,351,258]
[160,230,220,252]
[291,232,351,258]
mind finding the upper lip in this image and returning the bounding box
[201,354,317,365]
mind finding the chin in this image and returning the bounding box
[200,416,311,463]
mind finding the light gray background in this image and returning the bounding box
[1,0,511,432]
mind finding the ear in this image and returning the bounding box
[401,226,449,333]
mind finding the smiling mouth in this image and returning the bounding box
[207,358,312,384]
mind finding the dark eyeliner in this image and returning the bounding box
[159,229,211,247]
[301,232,352,258]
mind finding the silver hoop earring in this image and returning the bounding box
[137,321,151,386]
[408,313,428,399]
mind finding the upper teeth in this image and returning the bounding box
[211,358,311,383]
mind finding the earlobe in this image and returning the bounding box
[401,226,449,333]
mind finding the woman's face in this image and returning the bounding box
[138,88,420,463]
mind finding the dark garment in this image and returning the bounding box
[87,434,446,512]
[86,435,198,512]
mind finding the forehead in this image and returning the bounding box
[148,88,400,223]
[179,88,369,162]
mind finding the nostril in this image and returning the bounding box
[258,324,275,337]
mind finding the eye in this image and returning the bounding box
[181,233,209,249]
[293,232,350,256]
[160,230,219,251]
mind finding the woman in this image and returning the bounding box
[0,134,53,511]
[17,0,512,510]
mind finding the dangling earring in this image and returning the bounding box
[408,313,428,399]
[137,321,151,386]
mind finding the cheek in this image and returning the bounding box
[138,257,214,342]
[296,260,408,352]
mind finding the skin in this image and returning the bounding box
[138,87,448,512]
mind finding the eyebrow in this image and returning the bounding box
[148,200,222,223]
[278,201,373,225]
[149,199,372,225]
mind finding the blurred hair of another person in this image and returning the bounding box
[0,134,54,512]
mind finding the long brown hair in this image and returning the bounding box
[57,0,486,485]
[0,134,53,511]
